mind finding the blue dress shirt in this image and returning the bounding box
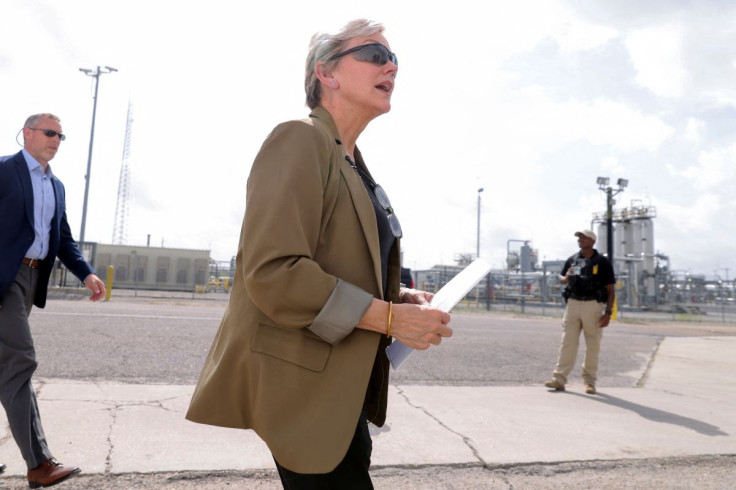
[22,149,56,260]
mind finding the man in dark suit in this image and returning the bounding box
[0,113,105,488]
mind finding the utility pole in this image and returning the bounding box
[476,187,484,258]
[606,186,614,266]
[596,177,628,269]
[79,65,117,244]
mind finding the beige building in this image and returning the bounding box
[54,243,212,292]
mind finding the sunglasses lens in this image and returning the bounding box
[374,185,392,208]
[354,45,384,64]
[331,43,397,66]
[41,129,65,141]
[354,45,397,66]
[373,185,402,238]
[388,214,403,239]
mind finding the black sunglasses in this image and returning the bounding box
[346,156,402,239]
[28,127,66,141]
[329,43,398,67]
[373,183,403,239]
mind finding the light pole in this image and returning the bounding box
[131,250,139,297]
[79,65,117,244]
[476,188,484,258]
[596,177,628,269]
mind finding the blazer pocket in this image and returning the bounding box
[251,323,332,373]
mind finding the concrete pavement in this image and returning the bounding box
[0,336,735,484]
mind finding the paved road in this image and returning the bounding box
[30,294,736,387]
[0,293,732,489]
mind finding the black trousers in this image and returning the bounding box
[274,409,373,490]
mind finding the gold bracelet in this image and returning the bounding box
[386,301,393,338]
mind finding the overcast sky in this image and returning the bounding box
[2,0,735,279]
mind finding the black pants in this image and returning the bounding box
[274,410,373,489]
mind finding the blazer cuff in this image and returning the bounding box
[308,278,373,345]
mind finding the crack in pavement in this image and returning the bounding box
[31,380,190,475]
[104,405,116,474]
[393,385,487,467]
[636,336,663,388]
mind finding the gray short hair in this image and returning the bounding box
[22,113,61,144]
[24,113,61,128]
[305,19,385,109]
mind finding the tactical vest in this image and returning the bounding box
[565,251,608,302]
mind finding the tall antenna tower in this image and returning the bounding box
[112,100,133,244]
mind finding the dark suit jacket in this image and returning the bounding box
[0,151,94,308]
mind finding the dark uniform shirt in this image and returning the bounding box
[562,249,615,302]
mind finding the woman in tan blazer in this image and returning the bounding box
[186,19,453,488]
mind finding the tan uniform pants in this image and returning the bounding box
[551,298,605,386]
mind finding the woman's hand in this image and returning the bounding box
[399,287,434,305]
[357,297,452,351]
[391,302,452,350]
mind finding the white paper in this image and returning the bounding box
[386,258,493,370]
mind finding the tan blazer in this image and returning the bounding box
[186,106,400,473]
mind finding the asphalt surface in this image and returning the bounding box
[0,292,734,488]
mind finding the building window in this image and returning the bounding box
[97,253,112,280]
[194,258,208,285]
[115,255,130,281]
[176,258,191,284]
[157,256,170,283]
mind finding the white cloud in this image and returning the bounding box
[665,194,720,231]
[577,98,675,152]
[600,156,624,175]
[501,88,674,153]
[2,0,736,278]
[668,143,736,190]
[550,11,618,53]
[684,118,705,143]
[625,23,687,98]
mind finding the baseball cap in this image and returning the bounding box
[574,229,597,241]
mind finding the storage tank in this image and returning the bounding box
[595,223,612,259]
[520,242,533,272]
[640,218,655,304]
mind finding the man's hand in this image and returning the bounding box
[84,274,106,302]
[559,268,573,285]
[599,312,611,328]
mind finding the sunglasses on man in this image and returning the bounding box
[27,127,66,141]
[329,43,398,67]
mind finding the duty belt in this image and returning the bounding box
[568,293,597,301]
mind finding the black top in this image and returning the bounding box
[562,249,615,301]
[345,154,395,296]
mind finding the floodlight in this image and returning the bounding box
[596,176,609,186]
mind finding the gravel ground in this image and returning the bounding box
[3,455,735,489]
